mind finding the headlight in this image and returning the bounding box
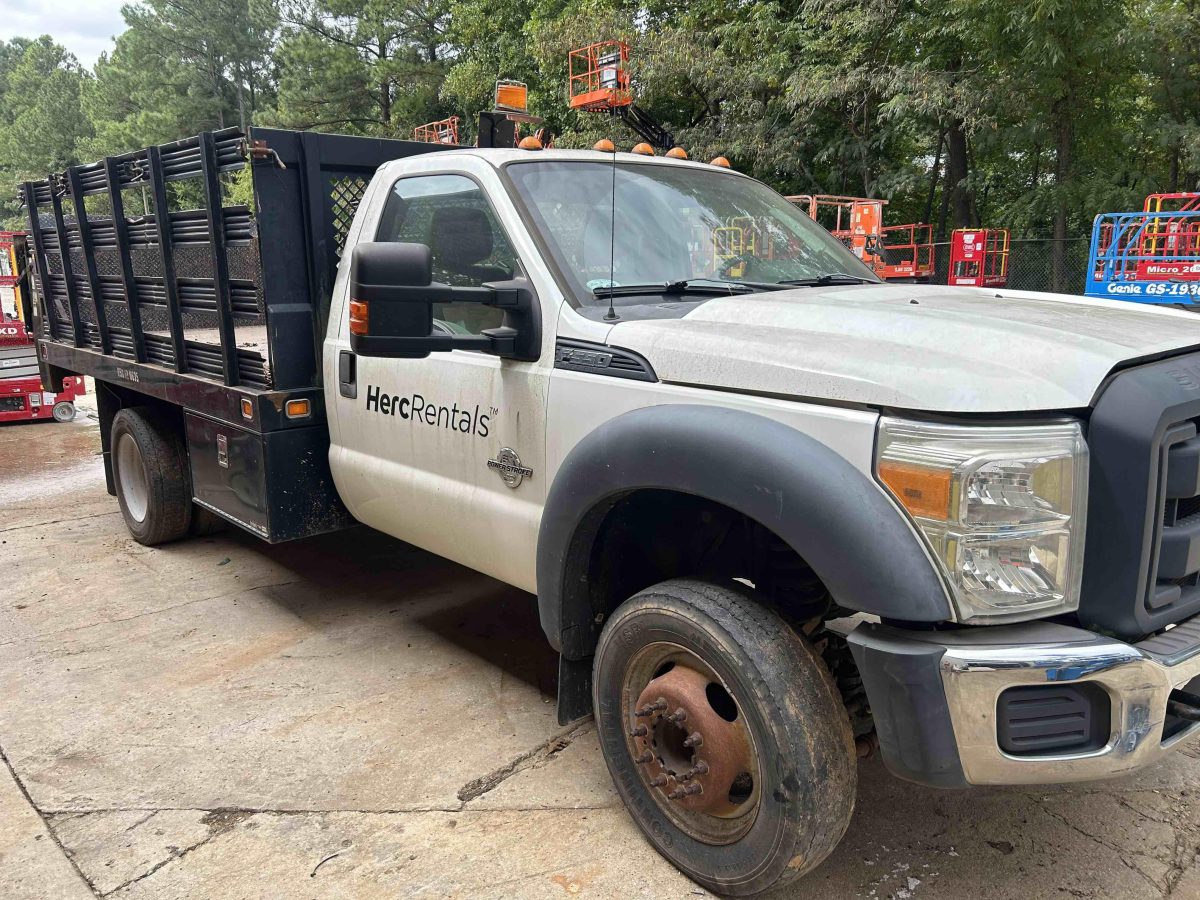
[874,417,1088,624]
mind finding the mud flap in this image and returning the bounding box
[556,653,593,726]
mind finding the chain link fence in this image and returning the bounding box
[920,237,1092,294]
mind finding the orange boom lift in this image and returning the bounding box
[568,41,675,153]
[787,194,935,282]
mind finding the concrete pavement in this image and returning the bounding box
[2,392,1200,898]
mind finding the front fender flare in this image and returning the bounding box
[536,404,951,658]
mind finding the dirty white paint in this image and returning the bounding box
[605,284,1200,413]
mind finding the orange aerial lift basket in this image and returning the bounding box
[569,41,632,111]
[881,224,935,282]
[949,229,1010,287]
[414,117,460,145]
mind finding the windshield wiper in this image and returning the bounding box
[592,280,776,299]
[777,273,877,287]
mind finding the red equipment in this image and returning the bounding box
[414,117,459,145]
[949,229,1010,287]
[0,231,86,423]
[0,372,85,423]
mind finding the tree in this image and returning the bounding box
[116,0,278,132]
[271,0,450,135]
[0,38,92,224]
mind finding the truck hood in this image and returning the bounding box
[604,284,1200,412]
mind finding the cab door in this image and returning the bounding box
[326,157,558,593]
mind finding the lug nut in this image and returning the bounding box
[681,761,709,781]
[630,725,648,737]
[682,732,703,749]
[667,783,702,800]
[650,774,668,787]
[634,751,653,764]
[635,698,668,717]
[666,708,687,725]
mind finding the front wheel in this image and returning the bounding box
[51,401,75,422]
[593,579,856,897]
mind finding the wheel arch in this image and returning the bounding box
[537,404,952,659]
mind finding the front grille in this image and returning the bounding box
[1081,351,1200,639]
[1151,421,1200,612]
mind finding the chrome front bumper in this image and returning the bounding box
[847,617,1200,787]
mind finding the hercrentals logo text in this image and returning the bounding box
[365,385,490,437]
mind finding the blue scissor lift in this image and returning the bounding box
[1087,194,1200,304]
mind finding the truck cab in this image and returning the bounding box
[26,133,1200,898]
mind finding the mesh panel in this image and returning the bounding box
[329,175,369,257]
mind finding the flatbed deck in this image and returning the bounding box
[22,126,459,542]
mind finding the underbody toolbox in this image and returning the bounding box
[184,412,353,542]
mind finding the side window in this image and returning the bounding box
[375,174,516,336]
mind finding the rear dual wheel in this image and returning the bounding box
[111,407,193,545]
[593,579,856,897]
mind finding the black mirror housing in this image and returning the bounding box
[348,241,541,362]
[351,241,432,297]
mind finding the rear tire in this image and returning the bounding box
[593,578,856,897]
[111,407,192,545]
[51,401,75,422]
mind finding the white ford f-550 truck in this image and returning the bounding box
[22,126,1200,897]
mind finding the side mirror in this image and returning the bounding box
[348,241,540,361]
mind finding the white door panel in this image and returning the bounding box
[326,159,560,592]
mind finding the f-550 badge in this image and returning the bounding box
[488,448,533,488]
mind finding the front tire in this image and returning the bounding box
[593,578,856,897]
[111,407,192,545]
[52,401,75,422]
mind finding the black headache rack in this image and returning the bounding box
[22,126,461,542]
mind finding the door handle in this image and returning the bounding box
[338,350,357,399]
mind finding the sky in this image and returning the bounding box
[0,0,128,70]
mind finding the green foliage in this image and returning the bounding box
[0,0,1194,243]
[270,0,451,135]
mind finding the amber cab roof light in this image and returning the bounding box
[665,147,688,159]
[494,80,529,113]
[632,143,655,156]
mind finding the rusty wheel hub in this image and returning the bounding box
[628,661,756,820]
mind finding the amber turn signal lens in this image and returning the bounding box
[240,397,253,419]
[666,147,688,159]
[349,299,368,336]
[877,460,952,521]
[285,398,311,419]
[632,143,655,156]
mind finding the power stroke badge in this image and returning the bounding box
[488,448,533,488]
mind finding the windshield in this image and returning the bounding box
[505,160,879,311]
